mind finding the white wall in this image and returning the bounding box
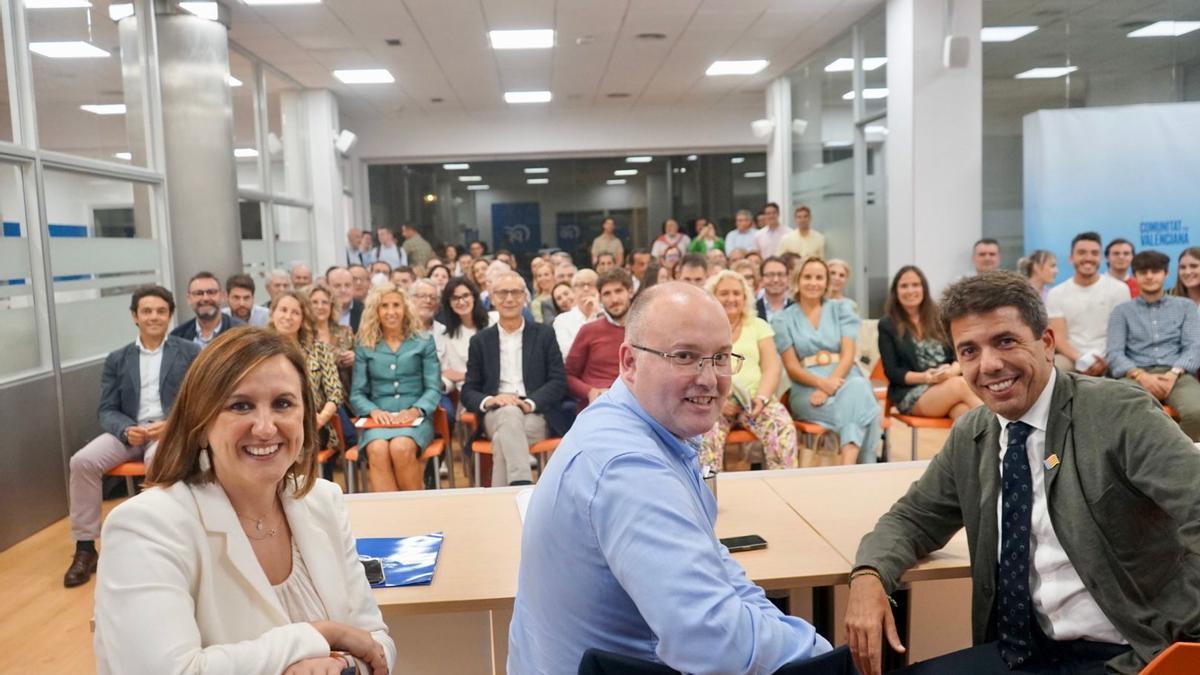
[346,106,764,163]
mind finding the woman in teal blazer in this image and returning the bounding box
[350,283,441,491]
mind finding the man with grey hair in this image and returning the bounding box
[510,281,833,673]
[264,269,291,307]
[846,271,1200,675]
[408,277,439,333]
[289,262,312,289]
[553,268,601,358]
[345,226,364,265]
[462,271,567,486]
[724,208,758,255]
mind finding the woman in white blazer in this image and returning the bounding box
[94,326,395,675]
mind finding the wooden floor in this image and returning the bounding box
[0,422,950,674]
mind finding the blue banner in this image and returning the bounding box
[491,202,541,252]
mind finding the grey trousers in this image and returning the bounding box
[483,406,548,486]
[1144,366,1200,441]
[69,433,158,541]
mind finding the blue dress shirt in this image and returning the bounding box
[1106,294,1200,377]
[508,378,831,674]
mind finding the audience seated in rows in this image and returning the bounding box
[268,290,344,453]
[63,285,201,588]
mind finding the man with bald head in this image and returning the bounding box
[289,263,312,289]
[509,282,832,674]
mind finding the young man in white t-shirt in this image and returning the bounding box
[1045,232,1132,374]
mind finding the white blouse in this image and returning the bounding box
[272,540,329,624]
[434,316,494,392]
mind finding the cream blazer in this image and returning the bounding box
[94,478,397,674]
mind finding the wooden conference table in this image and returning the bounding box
[345,461,971,671]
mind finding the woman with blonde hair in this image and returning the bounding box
[698,270,798,473]
[350,283,441,491]
[95,327,394,674]
[773,258,881,464]
[826,258,858,314]
[1017,249,1057,302]
[269,290,343,452]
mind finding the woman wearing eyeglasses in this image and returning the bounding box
[696,271,798,474]
[772,258,881,464]
[433,278,493,396]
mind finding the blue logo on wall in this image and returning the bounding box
[1139,220,1189,247]
[491,203,540,252]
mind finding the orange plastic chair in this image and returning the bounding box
[471,436,561,488]
[780,391,841,457]
[873,360,955,460]
[1142,642,1200,675]
[106,461,146,495]
[1163,404,1180,421]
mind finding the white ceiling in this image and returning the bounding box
[226,0,882,124]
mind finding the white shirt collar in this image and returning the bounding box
[499,319,525,336]
[136,335,165,355]
[995,367,1056,434]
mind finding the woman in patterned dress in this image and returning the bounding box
[268,290,343,452]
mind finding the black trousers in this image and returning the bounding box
[895,639,1130,675]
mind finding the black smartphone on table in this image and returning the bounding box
[720,534,768,552]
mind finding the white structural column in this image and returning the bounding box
[765,76,792,217]
[886,0,982,293]
[298,89,346,274]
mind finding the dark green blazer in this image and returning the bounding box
[855,370,1200,674]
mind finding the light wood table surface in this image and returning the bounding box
[762,461,971,583]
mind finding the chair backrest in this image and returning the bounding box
[1143,642,1200,675]
[432,406,451,442]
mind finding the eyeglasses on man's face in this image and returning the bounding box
[189,288,220,297]
[630,344,744,375]
[492,288,525,300]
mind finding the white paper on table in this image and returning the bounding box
[515,487,535,523]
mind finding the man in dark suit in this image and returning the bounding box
[462,271,567,486]
[169,271,243,346]
[327,266,364,333]
[64,285,201,587]
[845,272,1200,675]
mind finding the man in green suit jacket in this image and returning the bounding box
[846,272,1200,675]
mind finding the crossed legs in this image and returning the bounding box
[366,436,423,492]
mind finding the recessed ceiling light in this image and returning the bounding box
[686,154,698,161]
[242,0,321,5]
[334,69,394,84]
[841,88,889,100]
[981,26,1039,42]
[824,57,887,72]
[614,169,638,176]
[606,179,627,185]
[824,140,852,148]
[625,156,652,163]
[227,75,243,87]
[25,0,92,8]
[179,1,218,20]
[30,41,110,58]
[744,171,765,178]
[1014,66,1078,79]
[1127,21,1200,37]
[80,103,126,115]
[114,152,131,160]
[575,35,595,46]
[107,3,132,20]
[706,59,768,76]
[489,29,554,50]
[504,90,552,103]
[527,178,549,185]
[234,147,259,158]
[730,156,745,164]
[458,175,482,182]
[443,163,469,170]
[524,167,549,174]
[467,184,489,191]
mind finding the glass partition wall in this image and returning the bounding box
[368,152,767,266]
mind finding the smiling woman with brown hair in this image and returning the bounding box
[94,326,394,675]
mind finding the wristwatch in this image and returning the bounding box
[1170,367,1184,377]
[332,652,357,675]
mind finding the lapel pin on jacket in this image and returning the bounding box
[1044,453,1060,470]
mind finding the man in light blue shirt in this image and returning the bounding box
[724,209,759,256]
[509,282,831,674]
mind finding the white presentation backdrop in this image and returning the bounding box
[1024,102,1199,286]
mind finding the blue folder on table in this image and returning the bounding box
[356,532,444,588]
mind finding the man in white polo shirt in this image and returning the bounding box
[1045,232,1131,374]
